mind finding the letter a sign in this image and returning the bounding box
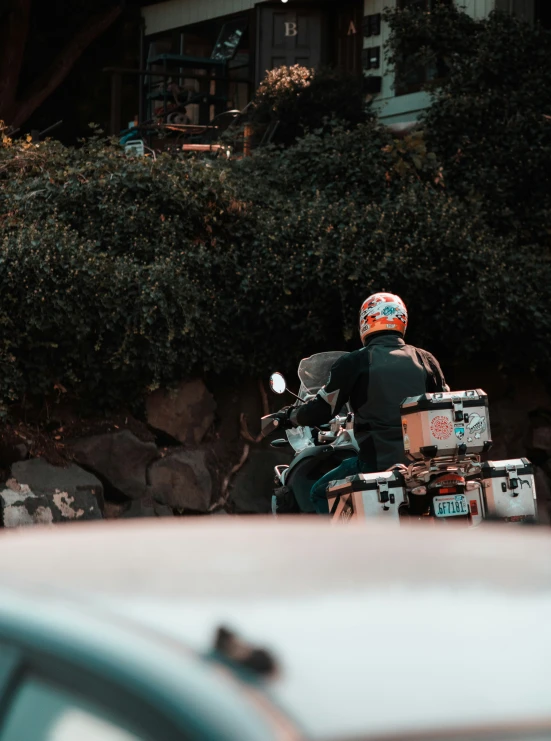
[348,21,357,35]
[285,21,298,37]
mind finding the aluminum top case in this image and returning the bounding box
[401,389,492,460]
[326,469,406,522]
[481,458,537,522]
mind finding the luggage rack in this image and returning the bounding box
[393,454,484,489]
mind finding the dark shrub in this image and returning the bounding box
[251,65,370,146]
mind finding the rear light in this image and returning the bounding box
[469,499,479,516]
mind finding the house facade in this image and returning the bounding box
[140,0,550,127]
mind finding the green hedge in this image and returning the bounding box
[0,134,243,407]
[1,114,550,410]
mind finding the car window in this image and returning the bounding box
[0,677,147,741]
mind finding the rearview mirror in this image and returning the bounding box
[270,372,287,395]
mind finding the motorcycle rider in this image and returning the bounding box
[273,293,449,514]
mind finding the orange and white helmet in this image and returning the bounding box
[359,292,408,344]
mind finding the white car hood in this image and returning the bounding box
[1,519,551,740]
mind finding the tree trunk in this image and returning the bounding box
[1,3,123,131]
[0,0,32,122]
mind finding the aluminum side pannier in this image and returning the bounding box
[326,469,406,522]
[481,458,537,522]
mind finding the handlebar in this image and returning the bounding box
[260,413,281,439]
[261,413,349,438]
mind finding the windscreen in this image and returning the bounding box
[296,351,349,401]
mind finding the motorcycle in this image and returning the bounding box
[262,356,538,526]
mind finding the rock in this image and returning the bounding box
[229,448,294,514]
[152,503,174,517]
[209,376,278,448]
[146,379,216,445]
[1,490,101,527]
[10,458,103,507]
[120,496,175,519]
[1,459,103,527]
[103,501,126,519]
[72,430,158,500]
[1,488,54,527]
[14,443,28,461]
[0,441,29,468]
[149,449,216,512]
[5,479,22,493]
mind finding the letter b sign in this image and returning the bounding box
[285,21,298,37]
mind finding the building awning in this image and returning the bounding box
[142,0,270,36]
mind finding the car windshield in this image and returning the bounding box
[296,351,348,401]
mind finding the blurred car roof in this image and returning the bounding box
[1,518,551,741]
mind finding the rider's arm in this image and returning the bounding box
[289,354,354,428]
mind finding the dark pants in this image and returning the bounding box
[310,457,374,515]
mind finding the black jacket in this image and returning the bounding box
[292,332,448,470]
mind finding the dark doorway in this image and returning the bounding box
[334,2,363,75]
[256,6,324,83]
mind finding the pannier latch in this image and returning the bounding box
[505,463,520,496]
[452,396,464,422]
[377,477,392,509]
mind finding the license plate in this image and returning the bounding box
[433,494,469,518]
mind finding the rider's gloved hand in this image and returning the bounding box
[272,406,294,430]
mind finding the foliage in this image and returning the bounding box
[1,121,549,411]
[235,116,445,203]
[383,0,478,91]
[232,129,549,374]
[251,65,370,145]
[0,131,246,407]
[384,4,551,246]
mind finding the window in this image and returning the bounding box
[395,0,452,96]
[1,678,147,741]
